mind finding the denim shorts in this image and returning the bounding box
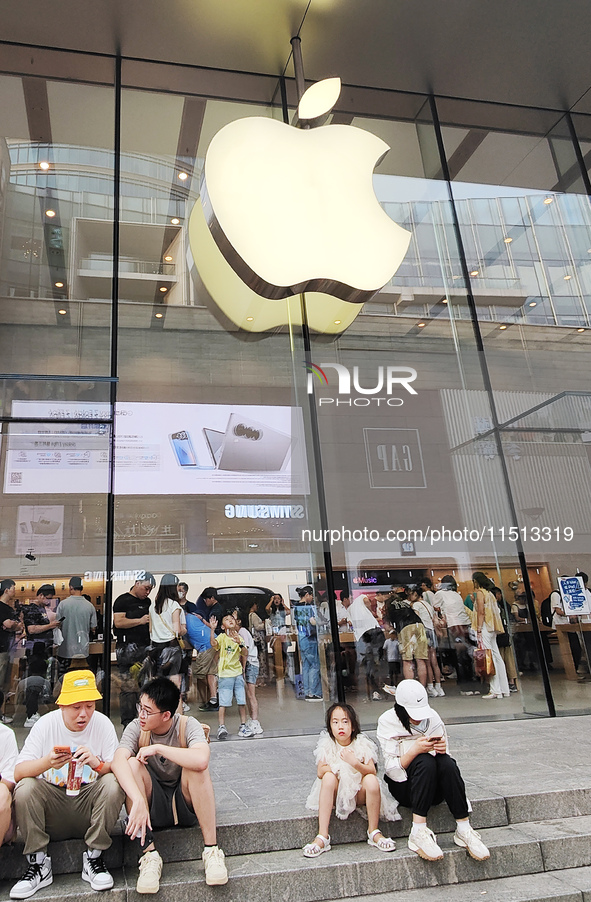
[245,661,259,685]
[218,673,246,707]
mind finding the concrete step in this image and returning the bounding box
[0,818,574,902]
[0,792,507,880]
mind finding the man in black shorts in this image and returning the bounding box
[111,677,227,894]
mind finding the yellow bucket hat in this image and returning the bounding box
[57,669,102,706]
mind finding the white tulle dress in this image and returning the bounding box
[305,731,400,821]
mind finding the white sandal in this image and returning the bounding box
[367,829,396,852]
[303,834,331,857]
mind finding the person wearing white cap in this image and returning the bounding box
[376,679,490,863]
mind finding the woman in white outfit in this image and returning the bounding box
[471,572,509,699]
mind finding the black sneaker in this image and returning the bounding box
[10,855,53,899]
[82,851,114,891]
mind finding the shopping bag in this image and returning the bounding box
[485,648,496,677]
[473,645,487,679]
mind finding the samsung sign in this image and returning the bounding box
[224,503,305,520]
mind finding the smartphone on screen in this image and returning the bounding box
[169,431,214,469]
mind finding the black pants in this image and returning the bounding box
[384,752,469,819]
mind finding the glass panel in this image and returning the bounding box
[442,97,591,714]
[0,419,111,734]
[0,62,116,376]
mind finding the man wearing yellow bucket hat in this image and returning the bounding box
[10,669,125,899]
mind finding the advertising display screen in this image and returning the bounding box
[4,401,309,496]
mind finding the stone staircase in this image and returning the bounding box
[3,784,591,901]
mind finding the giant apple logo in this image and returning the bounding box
[189,77,411,333]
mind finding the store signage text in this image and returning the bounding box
[224,503,305,520]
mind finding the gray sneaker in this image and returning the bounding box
[238,723,254,738]
[216,724,229,741]
[10,855,53,899]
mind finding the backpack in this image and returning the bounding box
[138,714,210,749]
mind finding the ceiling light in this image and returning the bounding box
[564,274,572,280]
[170,218,180,225]
[577,328,586,332]
[246,316,254,322]
[544,196,553,205]
[164,255,173,262]
[178,171,188,181]
[499,325,508,330]
[155,312,163,318]
[159,286,168,292]
[45,209,56,218]
[39,161,50,171]
[334,319,341,324]
[504,237,513,244]
[418,322,425,328]
[528,301,537,307]
[58,309,67,315]
[55,281,64,288]
[441,298,448,304]
[470,269,479,277]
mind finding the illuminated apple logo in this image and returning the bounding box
[190,77,411,332]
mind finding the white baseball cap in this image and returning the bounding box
[392,679,437,719]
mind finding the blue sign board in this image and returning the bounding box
[558,576,590,616]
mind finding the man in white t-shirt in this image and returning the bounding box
[348,593,385,701]
[10,669,124,900]
[0,689,18,847]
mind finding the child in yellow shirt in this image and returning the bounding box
[209,613,253,740]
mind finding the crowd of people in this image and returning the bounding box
[1,565,591,896]
[0,671,492,898]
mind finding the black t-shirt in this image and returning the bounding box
[388,599,422,633]
[0,601,16,652]
[113,592,150,646]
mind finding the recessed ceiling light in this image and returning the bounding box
[564,274,572,280]
[441,298,448,304]
[170,218,180,225]
[544,196,553,204]
[334,319,341,324]
[178,172,188,181]
[58,309,67,315]
[155,312,163,318]
[577,328,586,332]
[45,209,56,218]
[470,269,479,277]
[418,322,425,328]
[159,286,168,292]
[529,301,537,307]
[499,325,508,330]
[39,161,50,171]
[504,237,513,244]
[246,316,254,322]
[164,255,173,262]
[55,281,64,288]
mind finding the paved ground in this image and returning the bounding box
[207,713,591,820]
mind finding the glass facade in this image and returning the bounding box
[2,43,591,739]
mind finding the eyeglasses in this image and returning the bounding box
[136,704,160,718]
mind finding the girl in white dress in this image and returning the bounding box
[303,703,399,857]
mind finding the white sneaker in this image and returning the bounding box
[372,691,382,701]
[81,851,114,890]
[136,849,163,894]
[454,825,490,860]
[408,825,444,861]
[436,686,445,697]
[10,854,53,899]
[247,719,264,735]
[182,701,190,713]
[217,724,229,741]
[24,713,40,728]
[202,846,228,885]
[238,723,254,738]
[426,686,438,698]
